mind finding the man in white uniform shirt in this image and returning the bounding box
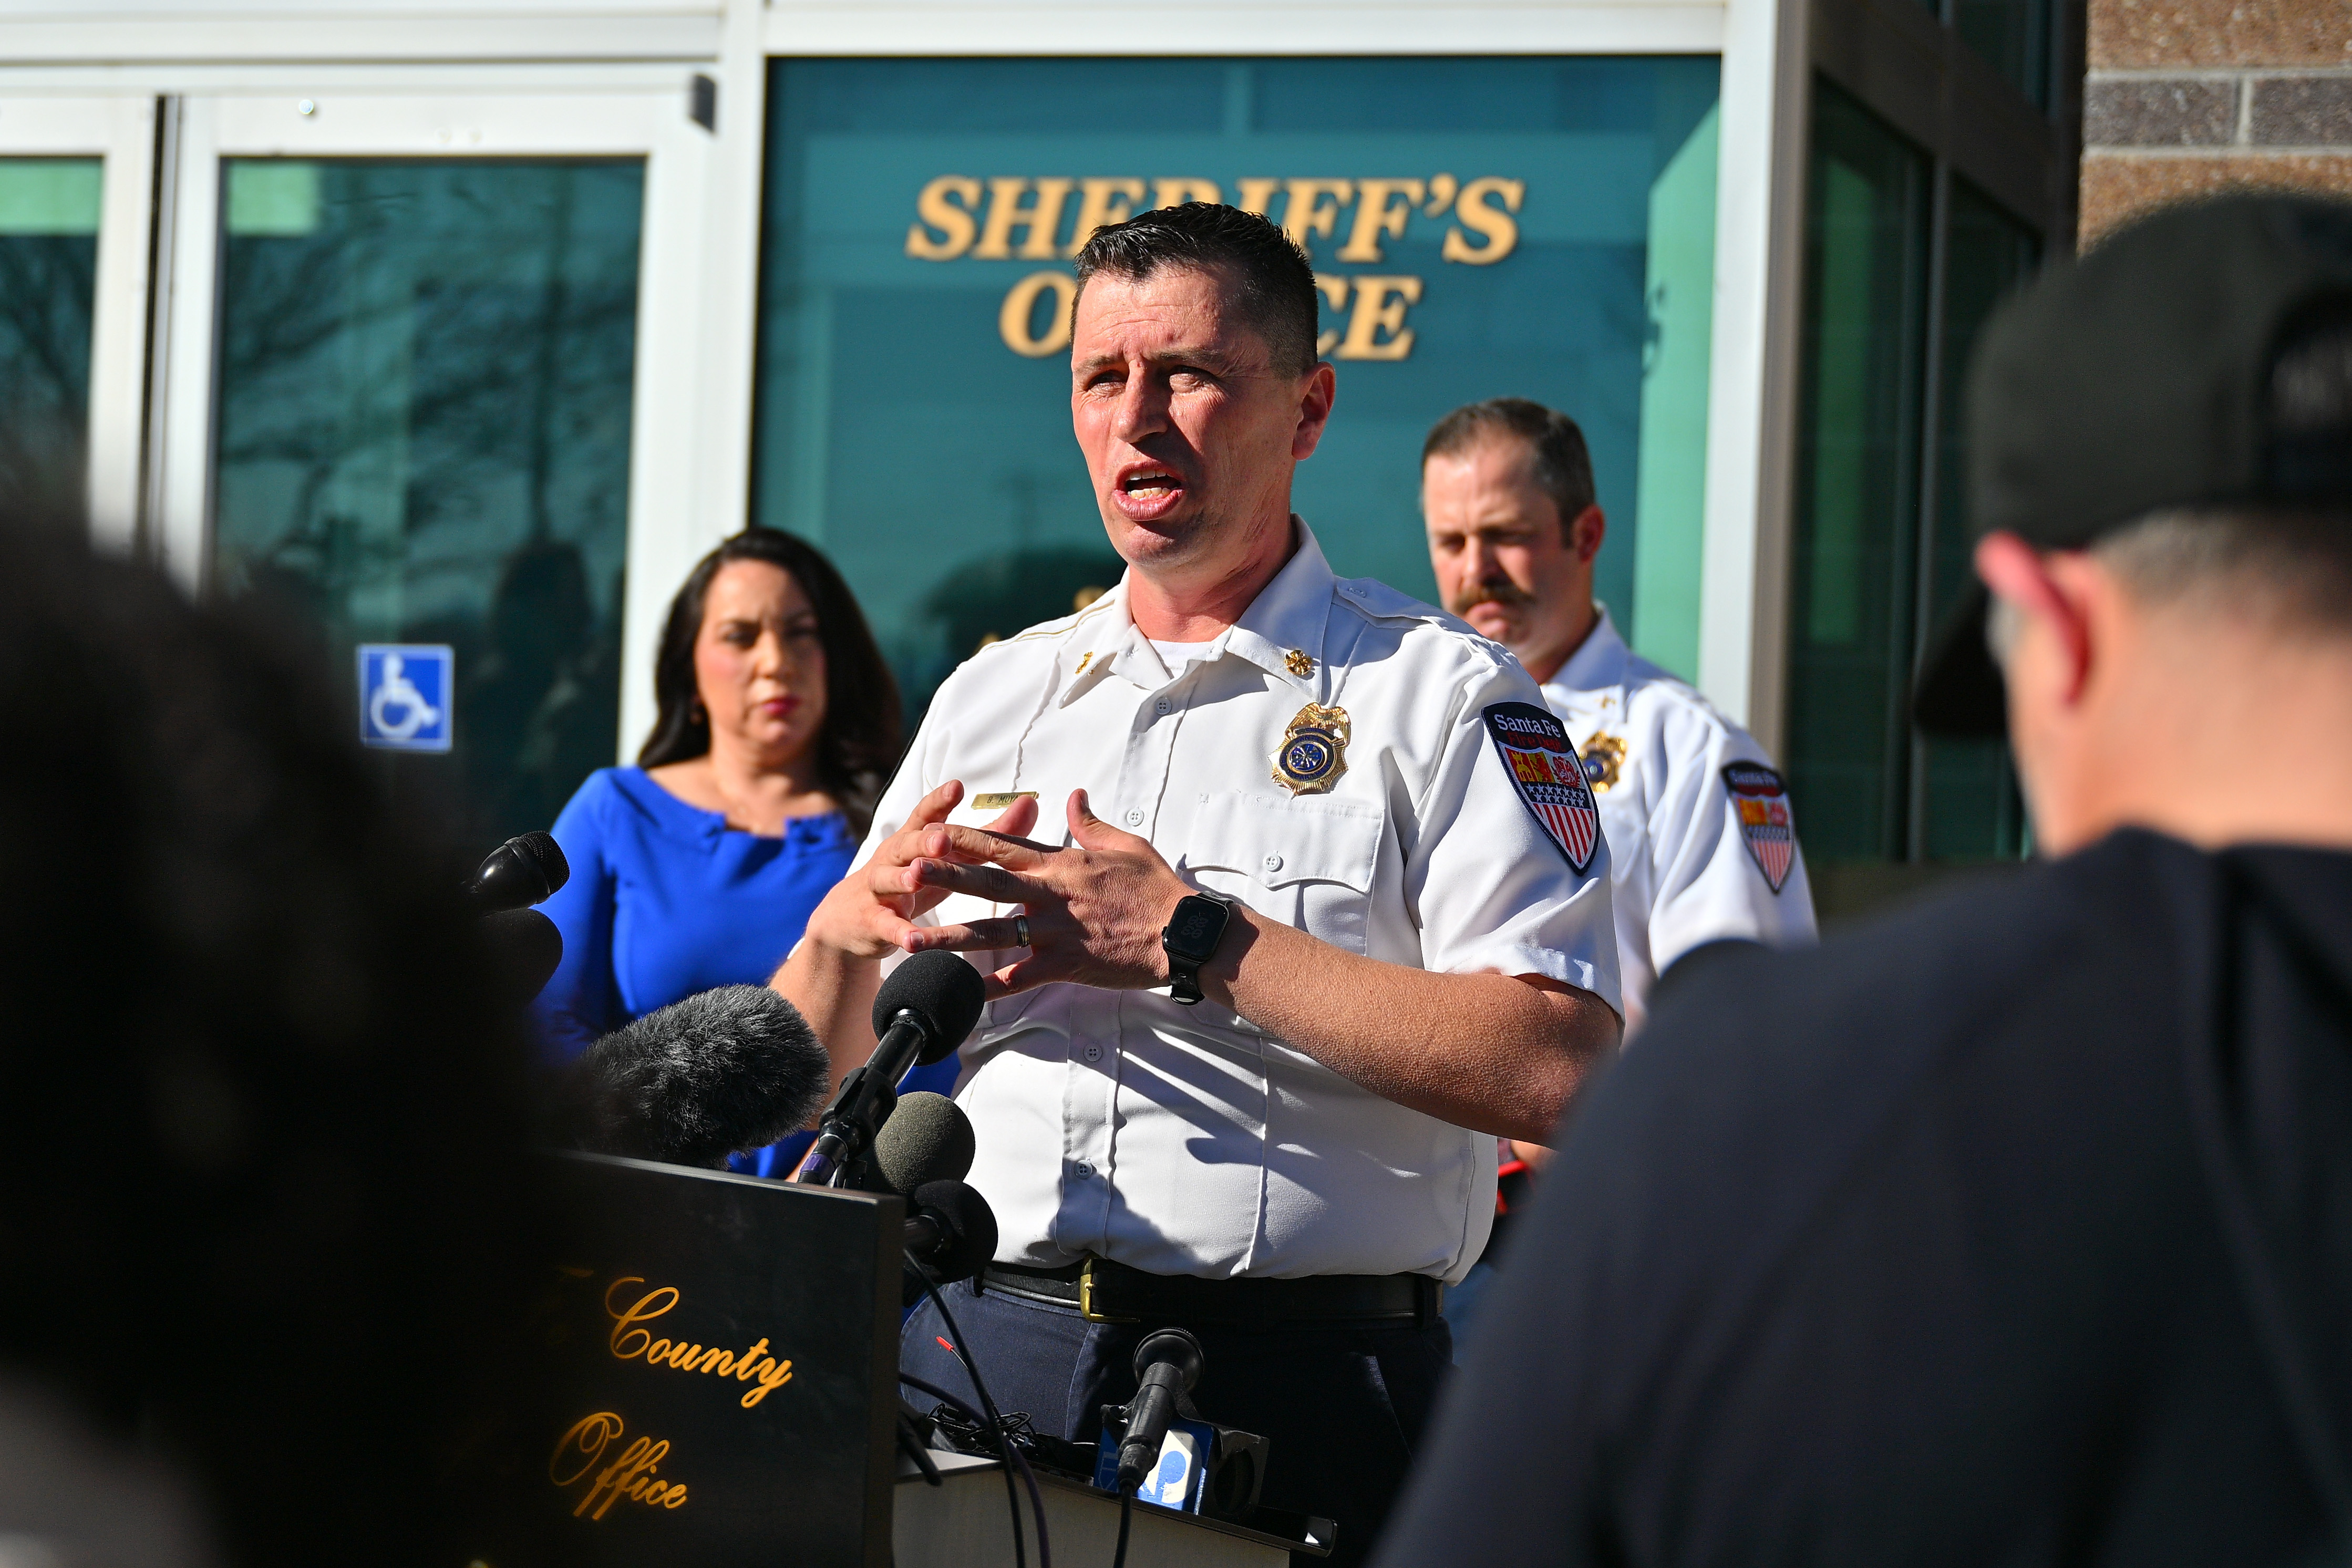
[775,208,1621,1564]
[1422,398,1817,1037]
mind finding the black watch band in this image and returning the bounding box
[1161,891,1235,1006]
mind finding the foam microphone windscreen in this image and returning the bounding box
[911,1180,998,1282]
[871,950,987,1066]
[872,1092,976,1196]
[566,985,830,1169]
[480,907,563,1006]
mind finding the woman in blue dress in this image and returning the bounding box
[535,527,927,1175]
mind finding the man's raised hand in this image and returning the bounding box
[801,780,1040,960]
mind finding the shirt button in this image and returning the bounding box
[1262,853,1283,873]
[1125,808,1144,826]
[1154,698,1172,715]
[1083,1044,1103,1062]
[1073,1161,1096,1179]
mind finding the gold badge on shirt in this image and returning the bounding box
[1273,703,1349,795]
[1579,730,1626,794]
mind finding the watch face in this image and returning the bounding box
[1168,898,1225,956]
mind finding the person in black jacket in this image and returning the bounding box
[1374,194,2352,1567]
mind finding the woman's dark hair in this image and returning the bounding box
[637,528,902,833]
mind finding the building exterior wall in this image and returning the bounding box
[2081,0,2352,243]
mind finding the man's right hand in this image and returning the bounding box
[802,780,1041,960]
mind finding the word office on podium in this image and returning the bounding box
[510,1152,1335,1567]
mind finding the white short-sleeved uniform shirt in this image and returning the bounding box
[1539,608,1817,1032]
[854,521,1620,1284]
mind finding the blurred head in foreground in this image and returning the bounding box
[0,519,543,1566]
[1914,194,2352,854]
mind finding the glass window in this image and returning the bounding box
[1918,178,2036,859]
[211,159,644,843]
[754,57,1721,723]
[1784,85,1929,863]
[1953,0,2052,110]
[0,158,102,514]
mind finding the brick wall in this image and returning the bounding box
[2081,0,2352,244]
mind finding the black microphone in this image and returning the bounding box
[561,985,830,1169]
[466,831,570,913]
[903,1179,997,1284]
[798,952,985,1185]
[872,1092,976,1197]
[480,906,563,1006]
[1117,1328,1205,1494]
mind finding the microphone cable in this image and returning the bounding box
[1112,1484,1132,1568]
[903,1256,1051,1568]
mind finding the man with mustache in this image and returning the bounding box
[1422,399,1817,1043]
[774,204,1621,1565]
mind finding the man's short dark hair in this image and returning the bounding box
[1422,398,1597,535]
[1071,203,1321,377]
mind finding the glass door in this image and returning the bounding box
[149,89,722,847]
[0,96,156,532]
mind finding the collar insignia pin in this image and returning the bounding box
[1284,648,1315,678]
[1580,731,1626,793]
[1074,652,1092,674]
[1273,703,1349,795]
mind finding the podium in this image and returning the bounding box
[526,1153,1327,1566]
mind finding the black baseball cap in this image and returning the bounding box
[1913,194,2352,736]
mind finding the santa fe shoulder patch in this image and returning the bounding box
[1722,761,1798,894]
[1483,701,1601,874]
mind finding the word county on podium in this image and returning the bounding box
[523,1152,904,1567]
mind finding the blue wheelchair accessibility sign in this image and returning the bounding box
[358,644,454,752]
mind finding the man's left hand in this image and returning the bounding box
[901,789,1191,997]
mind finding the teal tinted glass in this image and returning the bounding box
[0,158,102,514]
[755,57,1721,721]
[1920,178,2035,859]
[1955,0,2052,109]
[212,159,644,842]
[1784,85,1929,862]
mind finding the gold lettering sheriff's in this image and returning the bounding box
[604,1276,794,1409]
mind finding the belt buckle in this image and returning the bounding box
[1078,1257,1140,1325]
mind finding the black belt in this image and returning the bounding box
[979,1256,1442,1330]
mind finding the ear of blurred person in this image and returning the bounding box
[0,513,551,1566]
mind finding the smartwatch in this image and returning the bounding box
[1161,891,1235,1006]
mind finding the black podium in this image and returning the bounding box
[534,1153,905,1567]
[525,1152,1325,1567]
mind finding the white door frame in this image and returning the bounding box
[150,82,723,759]
[0,94,158,547]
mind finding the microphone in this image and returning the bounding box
[872,1092,975,1197]
[561,985,830,1169]
[798,951,985,1185]
[480,906,563,1006]
[1117,1329,1205,1494]
[467,831,570,913]
[903,1179,997,1285]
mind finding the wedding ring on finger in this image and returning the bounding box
[1014,914,1031,948]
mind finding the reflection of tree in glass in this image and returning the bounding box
[899,543,1127,726]
[0,232,96,516]
[210,161,641,844]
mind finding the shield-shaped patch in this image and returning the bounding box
[1722,761,1798,894]
[1483,701,1601,874]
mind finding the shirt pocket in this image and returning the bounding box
[1179,792,1385,956]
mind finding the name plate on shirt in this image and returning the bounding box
[503,1153,904,1568]
[970,791,1037,810]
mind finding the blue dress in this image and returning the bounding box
[534,766,956,1177]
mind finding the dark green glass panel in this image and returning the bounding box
[1784,85,1930,862]
[212,159,643,844]
[755,56,1723,724]
[1955,0,2052,109]
[0,158,100,515]
[1919,178,2036,859]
